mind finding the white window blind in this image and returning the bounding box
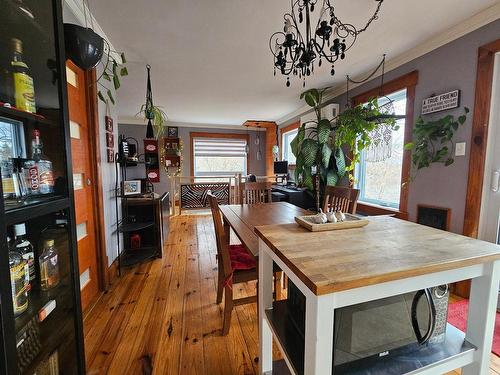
[193,137,247,178]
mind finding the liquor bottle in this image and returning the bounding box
[9,237,29,315]
[11,38,36,113]
[1,159,16,199]
[39,239,59,290]
[25,129,54,195]
[14,223,35,286]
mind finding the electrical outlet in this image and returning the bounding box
[455,142,466,156]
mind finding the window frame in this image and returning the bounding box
[189,132,250,178]
[280,122,300,166]
[0,117,26,159]
[351,71,418,219]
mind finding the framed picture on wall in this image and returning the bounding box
[167,126,178,137]
[107,148,114,163]
[105,116,113,132]
[106,133,114,148]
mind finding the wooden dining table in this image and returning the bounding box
[219,201,309,258]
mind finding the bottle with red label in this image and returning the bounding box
[24,129,54,195]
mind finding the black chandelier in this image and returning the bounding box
[270,0,385,87]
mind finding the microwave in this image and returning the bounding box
[286,281,449,369]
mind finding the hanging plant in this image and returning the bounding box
[137,104,167,139]
[136,65,167,139]
[334,100,398,182]
[404,107,469,177]
[64,24,128,105]
[96,40,128,105]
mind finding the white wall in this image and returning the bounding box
[63,7,120,267]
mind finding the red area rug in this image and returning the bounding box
[447,299,500,356]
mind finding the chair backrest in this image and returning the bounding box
[322,186,360,214]
[246,174,257,182]
[207,192,232,277]
[240,182,273,204]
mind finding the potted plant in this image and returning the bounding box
[64,24,128,105]
[291,88,398,210]
[136,65,167,139]
[404,107,469,180]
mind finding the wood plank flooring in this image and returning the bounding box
[84,214,500,375]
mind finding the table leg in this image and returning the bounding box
[304,293,335,375]
[259,239,274,374]
[462,261,500,375]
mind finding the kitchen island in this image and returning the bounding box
[255,216,500,375]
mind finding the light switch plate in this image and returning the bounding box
[455,142,466,156]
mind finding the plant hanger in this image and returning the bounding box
[137,65,167,139]
[145,64,154,139]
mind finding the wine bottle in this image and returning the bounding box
[11,38,36,113]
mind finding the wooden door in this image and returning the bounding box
[66,61,100,311]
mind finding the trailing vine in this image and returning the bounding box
[404,107,469,178]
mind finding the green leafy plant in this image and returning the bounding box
[404,107,469,176]
[291,88,347,195]
[97,41,128,105]
[334,100,397,182]
[136,104,168,139]
[291,88,399,200]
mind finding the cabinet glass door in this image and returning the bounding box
[0,0,69,212]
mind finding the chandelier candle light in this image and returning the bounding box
[270,0,385,87]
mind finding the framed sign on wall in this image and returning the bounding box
[422,90,460,115]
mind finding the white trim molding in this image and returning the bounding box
[277,2,500,125]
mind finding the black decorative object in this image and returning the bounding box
[63,23,103,70]
[270,0,385,87]
[145,65,154,139]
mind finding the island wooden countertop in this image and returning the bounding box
[254,216,500,296]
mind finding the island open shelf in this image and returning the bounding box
[264,300,476,375]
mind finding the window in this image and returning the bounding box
[355,89,407,209]
[282,128,298,165]
[0,117,25,161]
[192,134,248,181]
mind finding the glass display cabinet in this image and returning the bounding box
[0,0,85,374]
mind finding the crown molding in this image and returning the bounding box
[118,118,267,132]
[63,0,120,61]
[277,2,500,125]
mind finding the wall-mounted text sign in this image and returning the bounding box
[422,90,460,115]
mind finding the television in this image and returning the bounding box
[273,161,288,175]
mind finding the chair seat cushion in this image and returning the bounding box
[229,244,256,271]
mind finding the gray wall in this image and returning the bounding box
[118,124,267,195]
[281,19,500,234]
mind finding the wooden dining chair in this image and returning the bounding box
[208,193,258,335]
[240,181,273,204]
[322,186,360,214]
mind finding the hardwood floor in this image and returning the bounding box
[84,214,500,375]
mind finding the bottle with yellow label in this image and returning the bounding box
[11,38,36,113]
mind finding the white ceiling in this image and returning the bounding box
[88,0,500,126]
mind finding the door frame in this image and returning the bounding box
[463,39,500,238]
[81,66,109,293]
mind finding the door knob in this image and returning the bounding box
[492,170,500,192]
[86,178,92,186]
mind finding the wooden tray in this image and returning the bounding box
[295,213,369,232]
